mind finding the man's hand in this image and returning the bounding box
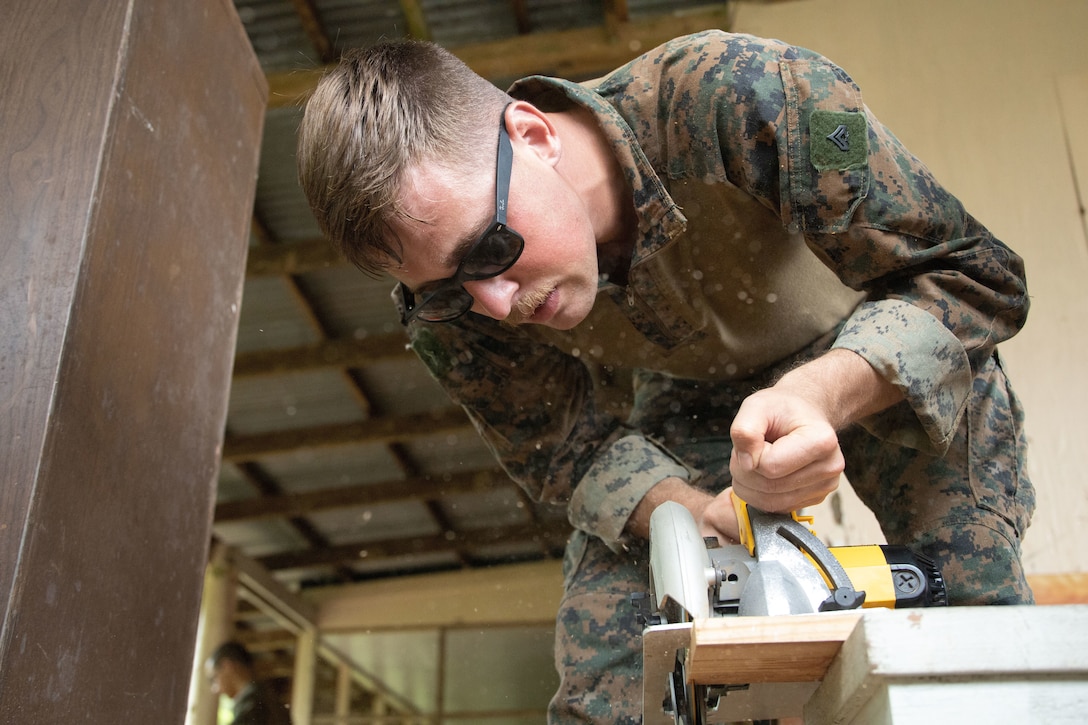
[729,349,903,513]
[729,388,844,512]
[627,478,741,544]
[696,486,742,545]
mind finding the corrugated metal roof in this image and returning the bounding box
[255,106,321,242]
[318,0,409,52]
[226,368,367,436]
[235,275,323,352]
[258,443,407,492]
[293,265,403,338]
[235,0,321,71]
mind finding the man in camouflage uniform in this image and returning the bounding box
[297,31,1035,724]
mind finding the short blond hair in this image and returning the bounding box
[297,40,511,274]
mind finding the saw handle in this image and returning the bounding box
[731,494,814,557]
[734,496,866,612]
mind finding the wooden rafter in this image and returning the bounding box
[289,0,334,63]
[510,0,532,35]
[259,520,569,571]
[245,237,344,277]
[233,334,412,377]
[222,408,472,461]
[215,468,510,523]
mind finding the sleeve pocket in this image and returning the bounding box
[779,59,871,234]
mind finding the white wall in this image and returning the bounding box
[734,0,1088,575]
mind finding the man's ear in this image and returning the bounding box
[504,101,562,166]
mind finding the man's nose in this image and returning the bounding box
[463,276,516,320]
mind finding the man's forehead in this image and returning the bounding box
[391,164,494,279]
[399,160,481,214]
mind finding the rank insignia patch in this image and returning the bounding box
[811,110,867,170]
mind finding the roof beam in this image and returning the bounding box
[246,237,344,277]
[289,0,334,63]
[258,521,569,571]
[510,0,532,35]
[222,408,472,461]
[215,467,512,522]
[233,545,320,631]
[233,334,413,378]
[604,0,630,30]
[266,4,734,108]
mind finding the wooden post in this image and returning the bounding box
[185,544,240,725]
[0,0,265,722]
[335,662,353,724]
[293,628,319,725]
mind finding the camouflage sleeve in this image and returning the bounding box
[660,32,1028,453]
[406,311,690,549]
[777,57,1028,453]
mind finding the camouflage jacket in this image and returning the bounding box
[405,31,1029,550]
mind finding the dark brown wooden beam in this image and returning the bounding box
[258,522,570,571]
[215,468,510,522]
[222,408,473,461]
[604,0,630,28]
[0,0,265,720]
[289,0,334,63]
[233,334,412,377]
[510,0,532,34]
[245,238,344,277]
[266,4,734,108]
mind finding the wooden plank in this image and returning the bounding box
[644,622,818,725]
[653,606,1088,724]
[806,605,1088,724]
[879,681,1086,725]
[697,605,1088,686]
[234,547,319,631]
[855,606,1088,678]
[1032,572,1088,605]
[687,613,862,684]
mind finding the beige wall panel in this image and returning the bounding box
[734,0,1088,574]
[1058,73,1088,209]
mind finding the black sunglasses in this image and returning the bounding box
[398,111,524,324]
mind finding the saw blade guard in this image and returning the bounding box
[648,501,715,622]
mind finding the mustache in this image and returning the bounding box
[505,286,553,326]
